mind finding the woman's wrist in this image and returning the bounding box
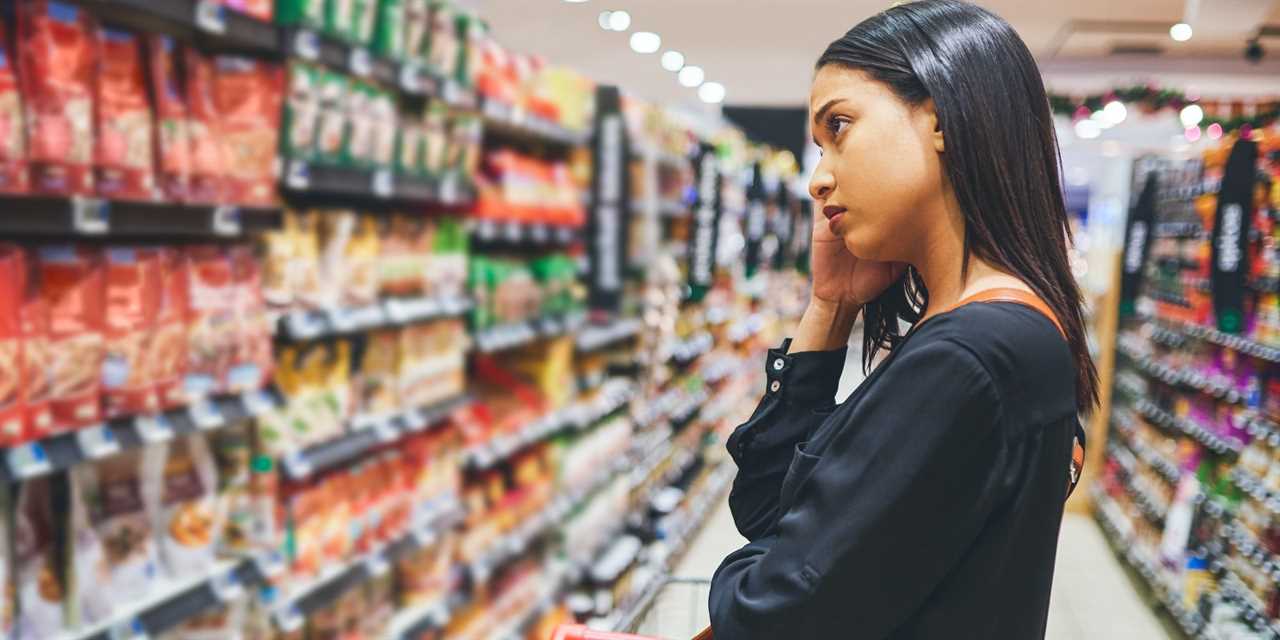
[791,298,861,353]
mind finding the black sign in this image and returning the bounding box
[1118,172,1158,317]
[586,86,631,312]
[1211,138,1259,334]
[687,144,722,301]
[744,162,767,278]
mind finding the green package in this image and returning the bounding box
[373,0,406,59]
[281,62,322,161]
[370,89,398,169]
[277,0,325,26]
[403,0,430,63]
[351,0,378,45]
[325,0,356,40]
[396,115,425,176]
[315,71,350,164]
[423,100,448,175]
[342,82,376,167]
[469,257,492,329]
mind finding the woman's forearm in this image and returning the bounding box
[790,299,860,353]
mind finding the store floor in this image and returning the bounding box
[663,347,1171,639]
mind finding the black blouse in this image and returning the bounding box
[710,302,1080,639]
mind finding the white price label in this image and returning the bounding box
[195,0,227,34]
[349,48,373,77]
[293,30,320,61]
[285,160,311,190]
[286,311,324,340]
[189,400,226,430]
[440,174,459,204]
[212,206,241,236]
[136,414,175,443]
[399,62,423,93]
[412,526,438,549]
[283,450,313,479]
[72,197,109,235]
[503,221,521,242]
[76,423,120,460]
[402,409,427,432]
[371,169,393,198]
[211,568,245,602]
[373,419,399,443]
[7,443,51,480]
[242,390,276,416]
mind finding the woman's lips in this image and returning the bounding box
[824,206,847,232]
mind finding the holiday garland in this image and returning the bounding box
[1048,84,1280,134]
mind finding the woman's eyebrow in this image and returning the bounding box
[812,98,845,129]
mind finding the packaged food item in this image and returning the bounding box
[18,0,94,195]
[158,599,246,640]
[404,0,431,61]
[146,35,190,202]
[315,71,349,164]
[370,90,398,168]
[184,47,226,204]
[344,82,376,166]
[423,100,448,174]
[351,0,378,45]
[346,214,381,305]
[151,248,189,409]
[102,247,161,419]
[220,0,272,21]
[378,215,426,296]
[281,62,322,162]
[374,0,405,59]
[228,245,272,392]
[18,252,53,441]
[432,218,469,299]
[326,0,357,41]
[355,329,399,416]
[69,463,112,625]
[14,477,66,638]
[0,22,28,194]
[210,421,256,554]
[93,27,155,201]
[213,56,283,206]
[184,246,235,399]
[397,115,426,177]
[0,483,13,636]
[427,1,460,78]
[72,449,161,604]
[0,245,24,445]
[276,0,324,27]
[148,434,221,578]
[38,245,104,432]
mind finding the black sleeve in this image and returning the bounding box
[725,339,847,541]
[710,338,1007,639]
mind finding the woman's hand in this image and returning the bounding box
[809,205,904,306]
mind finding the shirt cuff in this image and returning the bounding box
[767,338,848,409]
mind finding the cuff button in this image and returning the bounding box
[773,358,785,371]
[770,380,782,393]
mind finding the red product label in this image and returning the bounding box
[93,27,155,201]
[37,245,104,432]
[227,245,271,392]
[213,57,283,207]
[152,248,189,409]
[18,253,52,441]
[0,245,24,445]
[17,1,95,195]
[102,248,160,419]
[184,246,234,398]
[146,35,189,203]
[0,25,29,195]
[183,48,225,204]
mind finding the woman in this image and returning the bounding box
[708,2,1096,638]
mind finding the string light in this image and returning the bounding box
[1184,126,1202,142]
[1074,119,1101,140]
[630,31,661,54]
[678,65,705,88]
[699,82,726,104]
[1179,104,1204,128]
[1170,22,1193,42]
[661,51,685,72]
[1207,123,1223,139]
[1103,100,1127,125]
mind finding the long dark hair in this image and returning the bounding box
[818,0,1099,412]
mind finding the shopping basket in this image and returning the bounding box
[553,577,714,640]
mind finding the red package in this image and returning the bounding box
[0,24,29,195]
[221,0,273,22]
[0,245,24,445]
[213,57,283,207]
[184,48,226,204]
[151,248,189,409]
[227,245,271,392]
[18,253,53,441]
[93,27,155,201]
[17,1,95,195]
[36,245,104,432]
[101,248,161,418]
[184,246,235,398]
[146,35,189,203]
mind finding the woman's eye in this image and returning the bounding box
[827,116,849,138]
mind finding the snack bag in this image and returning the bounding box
[351,0,377,45]
[17,0,94,195]
[184,246,235,399]
[38,245,105,432]
[426,1,460,78]
[370,90,398,168]
[281,62,322,162]
[213,56,283,206]
[344,82,375,166]
[374,0,405,60]
[152,248,189,408]
[356,329,399,416]
[69,464,112,624]
[210,421,255,554]
[184,47,226,204]
[93,27,155,201]
[0,23,28,194]
[72,450,161,603]
[404,0,431,62]
[276,0,324,27]
[0,245,24,445]
[147,434,221,578]
[315,71,349,164]
[228,245,272,392]
[346,214,380,305]
[18,253,53,441]
[102,248,161,419]
[146,35,190,202]
[14,477,66,639]
[326,0,357,41]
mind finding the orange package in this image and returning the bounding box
[102,248,161,419]
[227,245,272,392]
[184,48,226,204]
[37,245,105,432]
[183,246,235,399]
[146,35,189,202]
[213,56,283,207]
[0,245,24,445]
[152,248,189,409]
[18,252,53,442]
[93,27,155,201]
[0,22,29,195]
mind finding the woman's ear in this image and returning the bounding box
[921,98,944,153]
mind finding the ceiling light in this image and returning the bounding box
[1179,104,1204,128]
[630,31,661,54]
[1074,119,1101,140]
[598,11,613,29]
[699,81,726,104]
[608,10,631,31]
[661,50,685,72]
[1170,22,1193,42]
[1090,110,1114,129]
[1102,100,1127,125]
[678,65,704,88]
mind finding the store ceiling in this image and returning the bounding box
[467,0,1280,109]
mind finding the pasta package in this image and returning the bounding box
[148,434,221,578]
[184,47,226,204]
[184,246,235,399]
[0,245,24,446]
[37,245,105,433]
[14,477,66,639]
[213,56,283,207]
[0,23,29,195]
[17,0,95,195]
[19,253,53,442]
[93,27,155,201]
[228,245,272,392]
[102,247,161,419]
[72,449,161,603]
[152,248,189,409]
[146,35,190,202]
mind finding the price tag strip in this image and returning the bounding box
[77,423,121,460]
[6,442,51,480]
[135,414,175,444]
[188,400,226,431]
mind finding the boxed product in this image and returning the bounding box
[0,245,23,445]
[68,463,113,626]
[184,245,236,399]
[318,211,379,308]
[184,47,226,204]
[431,218,469,299]
[147,434,221,578]
[281,62,322,162]
[398,320,466,407]
[102,247,162,419]
[17,0,95,195]
[397,112,426,177]
[370,90,398,168]
[94,27,155,201]
[72,449,162,604]
[209,420,256,554]
[325,0,357,42]
[146,35,191,202]
[151,248,189,409]
[344,82,376,166]
[0,22,28,195]
[38,245,105,432]
[213,56,284,206]
[15,477,66,638]
[354,328,400,416]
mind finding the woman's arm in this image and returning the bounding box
[710,338,1006,639]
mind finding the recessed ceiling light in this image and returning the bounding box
[699,81,726,104]
[598,11,613,29]
[661,50,685,72]
[608,10,631,31]
[630,31,661,54]
[1170,22,1192,42]
[678,65,704,88]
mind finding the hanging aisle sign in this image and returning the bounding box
[1211,138,1259,334]
[744,162,767,278]
[687,144,722,301]
[1118,171,1158,317]
[587,86,631,313]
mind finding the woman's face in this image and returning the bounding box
[808,65,947,263]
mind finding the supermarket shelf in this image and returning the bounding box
[385,590,469,640]
[78,0,279,55]
[276,295,473,342]
[5,389,278,482]
[1203,544,1280,640]
[1129,398,1242,457]
[1117,340,1245,406]
[1230,468,1280,515]
[1140,313,1280,364]
[62,558,250,640]
[480,98,590,148]
[1220,521,1280,585]
[1153,221,1205,239]
[281,27,396,87]
[668,332,715,368]
[1117,431,1182,486]
[631,144,689,171]
[271,497,466,630]
[280,393,473,481]
[471,218,581,247]
[473,312,589,354]
[576,317,644,353]
[0,195,281,238]
[281,161,476,207]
